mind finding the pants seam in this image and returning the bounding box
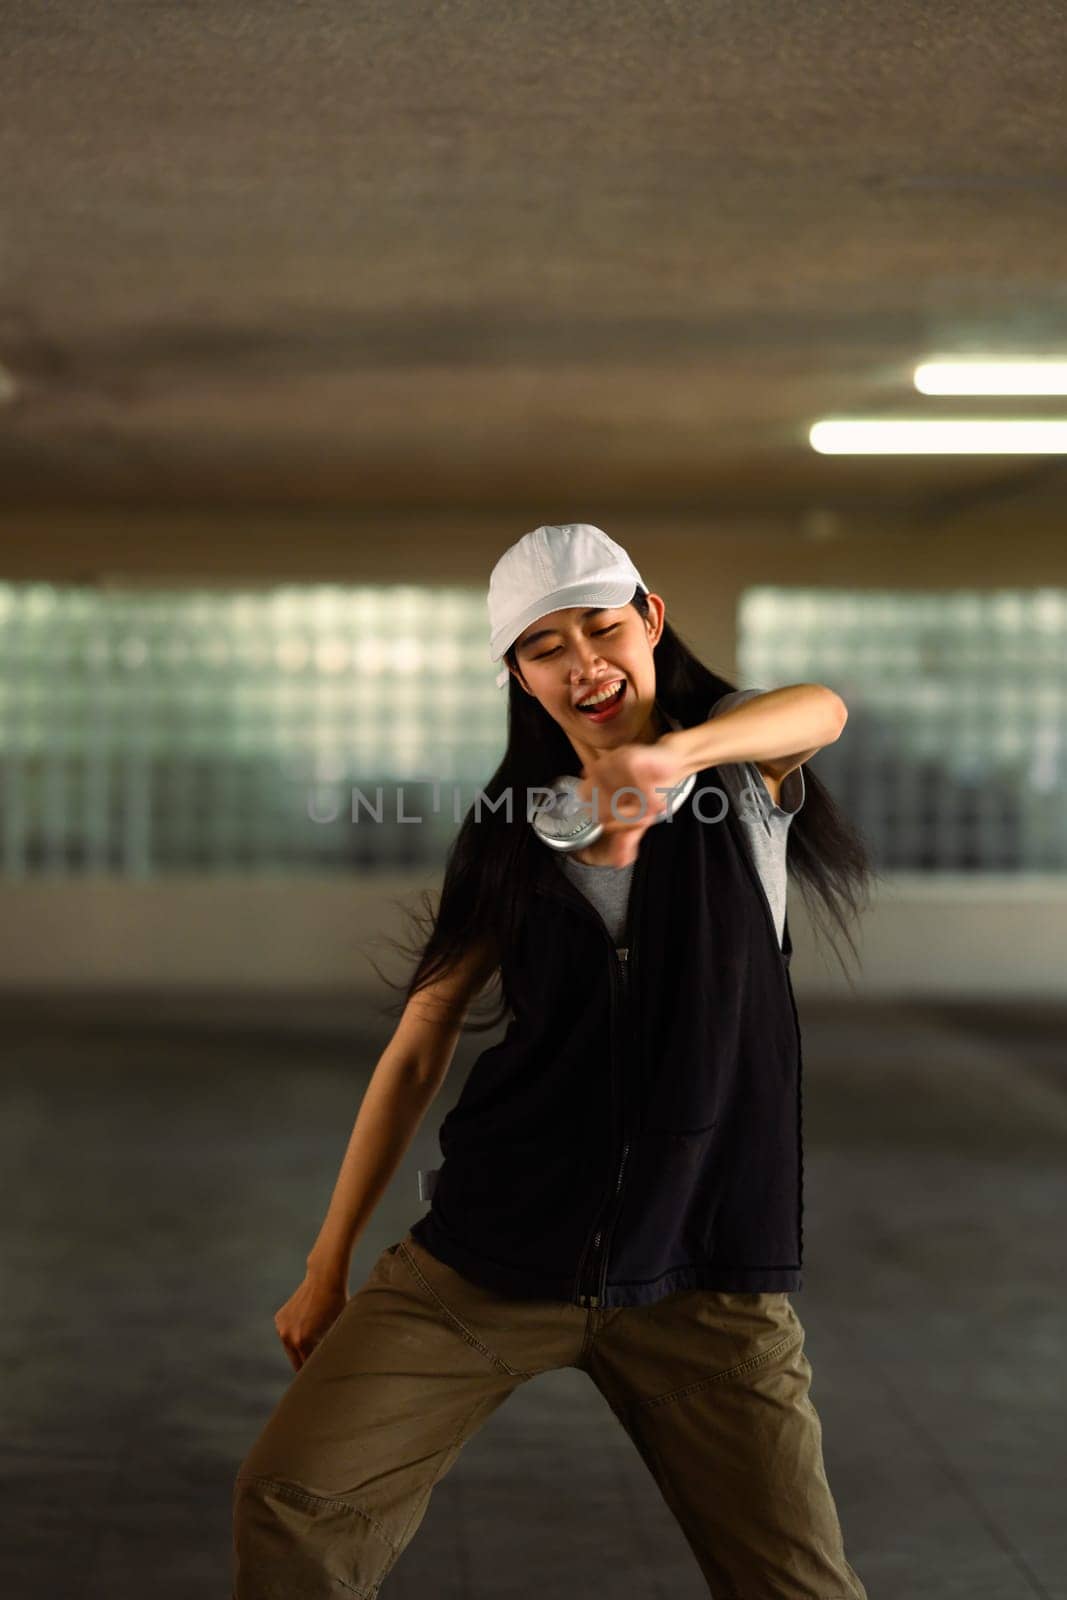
[397,1239,534,1377]
[577,1307,599,1367]
[623,1428,857,1600]
[639,1325,805,1409]
[375,1394,491,1589]
[234,1472,395,1595]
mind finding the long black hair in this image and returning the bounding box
[371,586,881,1032]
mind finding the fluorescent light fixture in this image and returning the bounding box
[810,419,1067,454]
[915,360,1067,394]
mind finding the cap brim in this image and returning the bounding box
[489,576,641,666]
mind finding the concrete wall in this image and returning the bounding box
[2,871,1064,1003]
[3,503,1065,1000]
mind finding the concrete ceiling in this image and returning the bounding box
[2,1,1067,522]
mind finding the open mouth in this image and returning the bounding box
[576,680,627,716]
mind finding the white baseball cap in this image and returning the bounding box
[488,523,648,689]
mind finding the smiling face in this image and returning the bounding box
[508,594,667,762]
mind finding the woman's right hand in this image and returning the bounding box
[273,1268,349,1372]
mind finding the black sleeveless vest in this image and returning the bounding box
[408,756,804,1307]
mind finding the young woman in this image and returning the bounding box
[232,523,876,1600]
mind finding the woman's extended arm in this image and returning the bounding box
[274,936,499,1370]
[303,937,499,1290]
[664,684,847,783]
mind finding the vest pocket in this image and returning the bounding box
[609,1124,724,1271]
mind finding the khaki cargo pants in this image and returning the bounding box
[232,1230,868,1599]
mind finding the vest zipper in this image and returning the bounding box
[590,946,632,1307]
[572,944,631,1309]
[543,846,648,1310]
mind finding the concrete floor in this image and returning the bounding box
[1,990,1065,1599]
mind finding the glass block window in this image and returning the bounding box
[0,583,504,877]
[738,589,1067,873]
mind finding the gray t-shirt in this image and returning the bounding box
[558,688,804,948]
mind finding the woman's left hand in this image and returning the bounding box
[573,738,691,843]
